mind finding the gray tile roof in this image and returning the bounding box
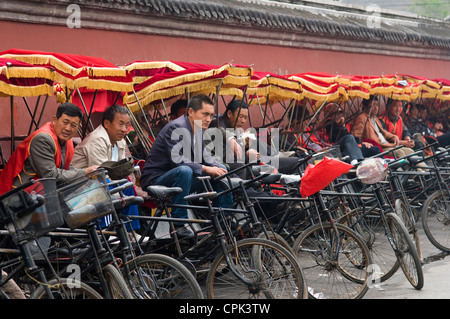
[86,0,450,48]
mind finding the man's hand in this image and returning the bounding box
[393,135,400,146]
[202,165,227,178]
[400,137,415,148]
[246,148,260,162]
[85,165,99,175]
[228,138,243,159]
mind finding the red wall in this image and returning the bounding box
[1,21,449,78]
[0,20,449,159]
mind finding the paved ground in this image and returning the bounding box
[364,225,450,299]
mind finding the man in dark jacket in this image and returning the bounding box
[141,95,231,237]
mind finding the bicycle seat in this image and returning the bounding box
[217,177,248,190]
[260,173,282,184]
[280,174,301,186]
[251,164,277,176]
[389,159,409,170]
[408,156,423,165]
[146,186,183,201]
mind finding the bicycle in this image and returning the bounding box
[0,178,102,299]
[127,173,308,299]
[52,169,203,299]
[332,157,424,290]
[419,147,450,252]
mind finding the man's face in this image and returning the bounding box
[410,106,419,118]
[104,112,131,144]
[368,100,379,116]
[389,101,403,118]
[227,108,249,128]
[189,102,214,130]
[52,114,81,143]
[419,108,427,120]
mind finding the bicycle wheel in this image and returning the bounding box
[30,278,103,299]
[292,222,372,299]
[350,207,401,283]
[386,213,424,290]
[103,264,134,299]
[256,231,296,257]
[126,253,203,299]
[421,190,450,252]
[206,238,307,299]
[394,198,422,261]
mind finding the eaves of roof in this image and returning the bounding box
[73,0,450,49]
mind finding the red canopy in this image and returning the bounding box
[0,49,133,94]
[0,57,53,97]
[125,61,252,112]
[287,73,348,103]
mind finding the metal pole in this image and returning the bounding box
[76,88,95,132]
[10,96,15,152]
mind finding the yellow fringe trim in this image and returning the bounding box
[51,73,133,92]
[0,65,54,80]
[123,61,186,73]
[0,81,52,97]
[0,53,127,78]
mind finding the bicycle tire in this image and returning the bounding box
[30,278,103,299]
[421,190,450,252]
[206,238,307,299]
[125,253,204,299]
[394,198,423,261]
[386,213,424,290]
[103,264,134,299]
[348,207,401,283]
[292,222,372,299]
[256,232,296,257]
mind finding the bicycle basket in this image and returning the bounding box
[356,158,388,184]
[0,178,63,243]
[58,169,114,229]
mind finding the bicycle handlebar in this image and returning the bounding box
[112,196,144,210]
[109,181,134,195]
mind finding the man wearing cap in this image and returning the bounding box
[72,104,140,231]
[0,102,97,195]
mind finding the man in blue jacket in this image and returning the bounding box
[141,95,231,238]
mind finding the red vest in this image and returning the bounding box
[0,122,74,195]
[380,114,403,139]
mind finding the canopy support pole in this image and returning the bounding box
[160,98,170,123]
[214,79,224,118]
[23,97,39,134]
[10,96,15,152]
[34,95,49,131]
[82,89,98,138]
[132,88,156,143]
[76,88,95,134]
[287,99,327,151]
